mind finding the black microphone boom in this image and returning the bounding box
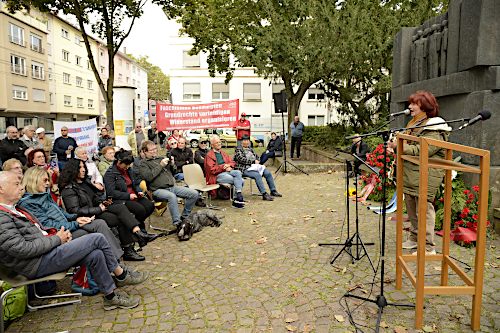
[390,109,410,117]
[457,110,492,130]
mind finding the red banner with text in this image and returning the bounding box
[156,100,239,131]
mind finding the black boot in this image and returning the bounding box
[135,230,160,247]
[270,190,282,197]
[123,246,145,261]
[262,192,274,201]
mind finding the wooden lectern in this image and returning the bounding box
[395,133,490,331]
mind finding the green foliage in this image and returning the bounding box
[6,0,147,126]
[434,176,467,231]
[127,55,170,100]
[302,124,350,149]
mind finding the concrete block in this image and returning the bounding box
[446,0,463,74]
[392,28,415,87]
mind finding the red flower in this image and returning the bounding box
[454,220,463,227]
[466,200,472,205]
[466,221,473,228]
[468,193,474,200]
[377,186,382,191]
[472,185,480,192]
[439,198,444,202]
[462,207,470,215]
[487,220,491,226]
[472,214,478,221]
[464,189,470,195]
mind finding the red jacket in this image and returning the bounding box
[204,149,235,196]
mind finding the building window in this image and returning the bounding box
[74,35,81,45]
[31,61,44,80]
[307,115,325,126]
[272,83,285,94]
[48,67,53,80]
[62,50,70,62]
[76,56,82,66]
[100,66,104,74]
[63,72,70,84]
[87,80,93,90]
[183,83,201,100]
[12,85,28,100]
[126,77,130,84]
[61,28,69,39]
[118,73,123,82]
[49,93,54,105]
[64,95,72,106]
[137,93,141,99]
[88,99,94,108]
[77,97,84,108]
[87,60,91,70]
[183,51,200,67]
[9,24,25,46]
[76,76,83,87]
[243,83,261,101]
[212,83,229,100]
[32,88,46,102]
[308,88,325,100]
[10,55,26,75]
[30,34,43,53]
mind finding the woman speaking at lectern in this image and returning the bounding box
[389,90,452,254]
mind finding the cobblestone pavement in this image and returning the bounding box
[7,171,500,333]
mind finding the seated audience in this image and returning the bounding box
[205,135,245,207]
[260,132,283,164]
[98,146,116,176]
[75,147,104,192]
[170,137,193,181]
[147,121,166,146]
[166,129,181,150]
[59,159,158,261]
[103,149,155,229]
[18,167,123,260]
[234,135,282,201]
[194,139,210,173]
[138,140,199,228]
[0,171,148,310]
[3,158,24,177]
[98,127,114,150]
[26,148,60,203]
[0,126,29,165]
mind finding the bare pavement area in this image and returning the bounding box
[7,171,500,333]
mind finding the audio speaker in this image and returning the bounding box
[273,92,287,113]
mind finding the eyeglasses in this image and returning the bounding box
[136,126,142,128]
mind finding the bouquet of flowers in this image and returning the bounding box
[359,144,396,202]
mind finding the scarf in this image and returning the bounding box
[404,112,428,135]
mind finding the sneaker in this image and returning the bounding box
[402,239,418,249]
[270,190,282,197]
[232,200,245,209]
[262,193,274,201]
[235,192,244,204]
[115,269,149,287]
[103,290,140,310]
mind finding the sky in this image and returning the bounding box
[121,1,180,75]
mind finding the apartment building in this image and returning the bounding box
[167,28,338,139]
[0,4,51,132]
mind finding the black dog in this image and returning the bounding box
[177,209,224,241]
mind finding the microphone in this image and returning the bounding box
[390,109,410,117]
[457,110,491,130]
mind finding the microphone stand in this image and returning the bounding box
[342,117,469,332]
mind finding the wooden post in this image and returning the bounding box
[441,148,453,286]
[395,136,405,290]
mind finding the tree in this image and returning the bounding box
[159,0,447,130]
[6,0,147,127]
[127,55,170,101]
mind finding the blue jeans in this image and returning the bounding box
[243,169,276,194]
[216,170,244,192]
[153,186,199,225]
[174,173,184,181]
[260,151,276,164]
[35,233,118,295]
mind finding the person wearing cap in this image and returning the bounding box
[36,127,53,160]
[233,113,251,147]
[349,134,369,176]
[194,139,210,174]
[234,135,282,201]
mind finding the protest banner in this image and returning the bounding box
[53,119,99,155]
[156,99,239,131]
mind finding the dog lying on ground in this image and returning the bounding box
[177,209,224,241]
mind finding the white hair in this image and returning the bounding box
[209,135,220,145]
[74,147,87,157]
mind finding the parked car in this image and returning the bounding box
[184,130,202,148]
[199,128,259,147]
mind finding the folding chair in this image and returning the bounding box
[0,266,81,333]
[182,164,220,209]
[139,180,169,232]
[242,176,259,196]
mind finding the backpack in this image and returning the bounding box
[71,265,100,296]
[1,282,27,322]
[217,186,231,200]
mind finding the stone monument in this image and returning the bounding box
[391,0,500,231]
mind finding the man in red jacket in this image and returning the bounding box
[233,112,251,147]
[204,135,245,207]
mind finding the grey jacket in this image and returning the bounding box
[0,208,61,278]
[138,157,176,192]
[290,121,305,137]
